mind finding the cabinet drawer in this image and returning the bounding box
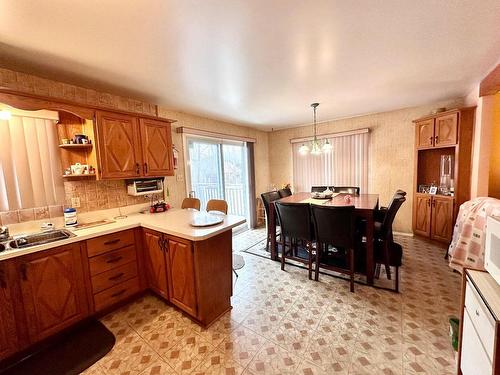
[93,277,140,312]
[91,261,138,294]
[87,230,135,257]
[88,245,137,276]
[461,310,492,375]
[465,280,495,361]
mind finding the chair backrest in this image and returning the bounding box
[206,199,228,214]
[278,188,292,198]
[311,186,329,193]
[181,197,201,210]
[333,186,360,195]
[381,195,406,239]
[311,205,355,248]
[275,202,314,241]
[260,191,281,218]
[395,189,407,197]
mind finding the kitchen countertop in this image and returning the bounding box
[0,208,246,261]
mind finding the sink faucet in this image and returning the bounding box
[0,226,9,240]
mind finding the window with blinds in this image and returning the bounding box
[0,109,64,211]
[292,130,369,193]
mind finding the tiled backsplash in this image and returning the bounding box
[0,180,149,225]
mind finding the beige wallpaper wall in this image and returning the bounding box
[268,99,463,233]
[157,108,270,210]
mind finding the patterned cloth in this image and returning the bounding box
[449,197,500,273]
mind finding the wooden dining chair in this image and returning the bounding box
[275,202,315,279]
[206,199,228,214]
[333,186,360,195]
[278,188,292,198]
[260,191,281,251]
[374,194,406,286]
[181,197,201,210]
[311,205,356,292]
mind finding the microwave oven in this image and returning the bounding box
[485,216,500,285]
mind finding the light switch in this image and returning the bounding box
[176,174,184,182]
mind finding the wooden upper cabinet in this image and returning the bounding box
[166,237,197,316]
[0,261,21,360]
[416,119,435,149]
[431,197,454,242]
[435,113,458,146]
[139,118,174,177]
[143,230,169,300]
[414,194,432,237]
[96,110,142,179]
[17,244,89,342]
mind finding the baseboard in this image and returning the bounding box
[394,231,414,237]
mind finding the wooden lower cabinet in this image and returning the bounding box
[142,229,232,326]
[0,261,21,360]
[143,229,169,300]
[431,196,454,242]
[414,194,432,237]
[167,237,197,316]
[413,193,454,243]
[17,243,89,343]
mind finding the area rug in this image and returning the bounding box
[1,320,115,375]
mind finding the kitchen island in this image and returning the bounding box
[0,208,245,362]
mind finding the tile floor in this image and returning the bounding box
[83,231,461,375]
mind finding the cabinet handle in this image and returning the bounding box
[106,256,123,264]
[104,239,120,246]
[144,163,148,174]
[0,268,6,288]
[135,163,140,174]
[20,263,28,281]
[108,272,124,281]
[434,135,439,144]
[427,200,431,207]
[475,309,480,317]
[429,136,433,144]
[111,289,126,298]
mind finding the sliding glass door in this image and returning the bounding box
[186,136,250,225]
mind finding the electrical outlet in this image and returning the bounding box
[176,174,184,182]
[71,197,81,208]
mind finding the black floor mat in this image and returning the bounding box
[1,320,115,375]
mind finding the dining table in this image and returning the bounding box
[268,192,380,285]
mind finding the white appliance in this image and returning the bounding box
[485,216,500,285]
[127,178,164,196]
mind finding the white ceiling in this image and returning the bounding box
[0,1,499,130]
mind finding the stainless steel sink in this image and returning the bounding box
[9,229,75,249]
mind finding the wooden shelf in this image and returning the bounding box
[59,144,92,149]
[62,174,96,179]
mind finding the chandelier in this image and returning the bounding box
[299,103,332,155]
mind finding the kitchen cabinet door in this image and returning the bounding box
[435,113,458,146]
[139,118,174,177]
[414,194,431,237]
[416,119,435,149]
[431,197,454,242]
[166,237,197,316]
[96,110,142,179]
[17,243,89,342]
[143,230,169,300]
[0,261,21,360]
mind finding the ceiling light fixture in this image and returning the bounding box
[300,103,332,155]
